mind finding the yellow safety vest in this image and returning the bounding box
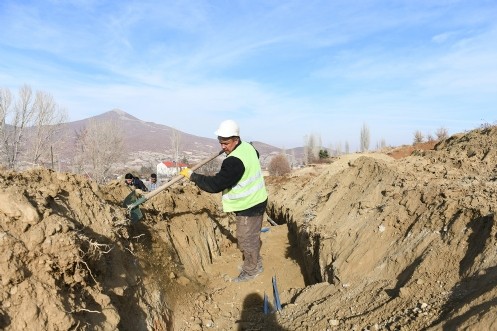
[222,141,268,212]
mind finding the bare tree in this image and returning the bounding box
[360,123,370,152]
[72,128,87,174]
[345,141,350,154]
[304,133,320,164]
[0,88,12,165]
[376,138,386,150]
[413,130,424,144]
[0,85,67,169]
[331,141,343,156]
[0,85,36,169]
[75,119,125,183]
[435,127,449,141]
[303,135,309,164]
[170,127,181,172]
[28,91,68,166]
[289,149,296,168]
[268,153,291,176]
[316,135,322,158]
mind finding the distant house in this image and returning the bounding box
[157,161,189,178]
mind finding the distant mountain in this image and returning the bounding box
[66,109,219,153]
[61,109,301,169]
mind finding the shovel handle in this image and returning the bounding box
[127,150,224,210]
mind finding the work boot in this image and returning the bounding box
[238,258,263,273]
[238,257,264,274]
[232,270,261,283]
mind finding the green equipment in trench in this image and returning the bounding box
[123,150,224,223]
[123,190,143,222]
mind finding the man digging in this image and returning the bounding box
[180,120,268,282]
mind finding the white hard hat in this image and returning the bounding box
[215,120,240,138]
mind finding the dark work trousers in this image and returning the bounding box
[236,215,263,276]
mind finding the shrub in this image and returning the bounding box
[319,149,329,159]
[268,153,291,176]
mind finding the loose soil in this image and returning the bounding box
[1,126,497,330]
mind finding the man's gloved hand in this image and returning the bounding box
[179,167,192,180]
[135,189,145,196]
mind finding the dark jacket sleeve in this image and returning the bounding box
[133,178,148,191]
[190,156,244,193]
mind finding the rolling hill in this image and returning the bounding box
[58,109,297,173]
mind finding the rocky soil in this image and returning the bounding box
[1,125,497,330]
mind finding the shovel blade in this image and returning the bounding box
[123,191,144,223]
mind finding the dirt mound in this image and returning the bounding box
[0,168,165,330]
[0,166,237,330]
[266,126,497,330]
[0,168,216,330]
[387,141,437,159]
[2,125,497,330]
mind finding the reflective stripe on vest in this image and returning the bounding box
[222,170,265,200]
[222,141,268,212]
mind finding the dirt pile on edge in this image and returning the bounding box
[0,165,238,331]
[265,126,497,330]
[0,168,172,330]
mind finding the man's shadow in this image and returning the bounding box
[237,293,288,331]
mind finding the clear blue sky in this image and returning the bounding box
[1,1,496,150]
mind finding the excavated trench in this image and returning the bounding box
[266,205,318,286]
[132,182,314,329]
[158,204,312,287]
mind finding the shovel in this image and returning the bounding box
[123,150,224,223]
